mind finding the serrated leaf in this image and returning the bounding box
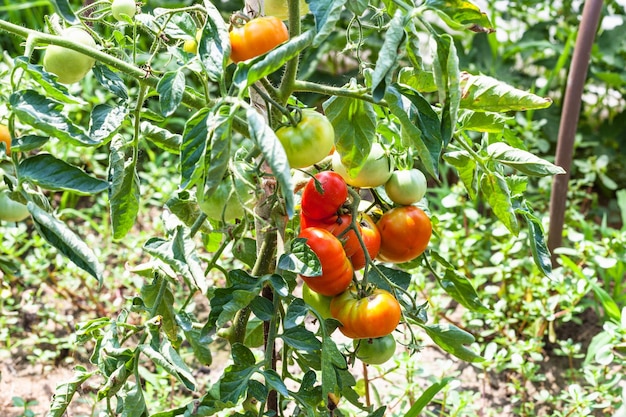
[141,121,182,154]
[108,135,140,240]
[19,154,108,195]
[28,203,103,282]
[47,366,94,417]
[281,326,322,352]
[439,269,491,313]
[366,265,411,291]
[93,64,129,100]
[425,0,494,33]
[11,135,49,153]
[480,171,519,234]
[219,343,259,404]
[202,105,233,199]
[140,276,179,343]
[279,237,322,276]
[458,110,509,133]
[323,95,377,174]
[371,11,406,102]
[249,296,274,321]
[487,142,566,176]
[177,312,213,366]
[180,108,210,190]
[9,90,99,146]
[443,150,477,199]
[157,70,186,117]
[198,0,230,81]
[311,0,348,47]
[284,298,308,330]
[398,66,438,93]
[460,72,553,112]
[245,106,295,218]
[423,323,483,362]
[89,104,128,143]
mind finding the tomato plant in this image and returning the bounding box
[377,205,432,263]
[353,334,397,365]
[385,169,427,206]
[263,0,309,20]
[42,27,96,84]
[0,124,10,156]
[330,285,402,339]
[111,0,136,21]
[229,16,289,63]
[302,282,333,319]
[0,189,29,222]
[331,143,393,188]
[300,171,347,220]
[298,227,353,296]
[276,110,335,169]
[197,174,256,222]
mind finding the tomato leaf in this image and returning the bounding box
[207,270,264,329]
[371,10,407,102]
[518,205,553,278]
[9,90,99,146]
[140,341,196,391]
[441,269,491,314]
[459,72,553,112]
[321,336,347,402]
[323,95,377,175]
[140,275,180,343]
[487,142,566,176]
[198,0,230,82]
[281,326,322,352]
[89,103,128,143]
[202,105,233,199]
[310,0,348,47]
[366,265,411,291]
[176,312,213,366]
[158,70,186,117]
[47,366,95,417]
[425,0,494,33]
[13,57,79,104]
[480,171,519,235]
[423,323,484,362]
[18,153,108,195]
[245,106,295,218]
[263,370,290,397]
[109,135,140,240]
[398,66,438,94]
[280,237,322,276]
[120,382,147,417]
[458,110,509,133]
[180,108,210,190]
[443,150,477,199]
[49,0,79,24]
[93,64,129,100]
[218,343,259,404]
[27,202,103,282]
[432,33,460,146]
[284,298,309,330]
[250,296,275,321]
[141,121,182,154]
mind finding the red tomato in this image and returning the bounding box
[348,214,381,270]
[376,206,432,263]
[229,16,289,63]
[330,285,401,339]
[301,171,348,221]
[298,227,353,296]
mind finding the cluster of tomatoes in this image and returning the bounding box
[296,164,432,365]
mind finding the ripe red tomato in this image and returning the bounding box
[348,214,381,270]
[298,227,353,297]
[229,16,289,63]
[330,286,401,339]
[354,334,397,365]
[277,110,335,169]
[376,206,432,263]
[300,171,347,221]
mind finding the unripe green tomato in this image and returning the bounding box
[112,0,136,21]
[331,143,394,188]
[264,0,309,20]
[183,29,202,54]
[384,169,427,205]
[197,176,256,222]
[0,190,30,222]
[276,110,335,169]
[353,334,396,365]
[302,283,333,320]
[43,27,97,84]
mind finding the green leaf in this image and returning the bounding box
[13,57,79,104]
[263,370,290,397]
[249,296,274,321]
[9,90,99,146]
[202,105,233,199]
[458,110,509,133]
[28,202,103,282]
[323,95,377,175]
[371,10,406,102]
[141,121,182,154]
[108,135,140,240]
[11,135,50,153]
[97,363,130,400]
[321,336,347,401]
[49,0,79,24]
[480,171,519,234]
[403,377,454,417]
[140,341,196,390]
[432,34,460,146]
[281,326,322,352]
[47,366,95,417]
[425,0,494,33]
[120,382,147,417]
[311,0,348,47]
[93,64,129,100]
[245,106,295,218]
[487,143,565,176]
[442,150,477,199]
[440,269,491,313]
[89,104,128,143]
[158,70,186,117]
[459,72,553,112]
[233,31,315,89]
[284,298,309,330]
[519,206,553,278]
[178,314,213,366]
[180,108,210,190]
[423,323,484,362]
[398,66,438,94]
[198,0,230,82]
[18,154,108,195]
[279,237,322,276]
[219,343,259,404]
[366,265,411,291]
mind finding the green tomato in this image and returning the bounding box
[302,283,333,319]
[276,110,335,169]
[183,29,202,54]
[43,27,97,84]
[384,169,427,206]
[197,175,256,222]
[353,334,396,365]
[331,143,394,188]
[111,0,136,21]
[264,0,309,20]
[0,189,30,222]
